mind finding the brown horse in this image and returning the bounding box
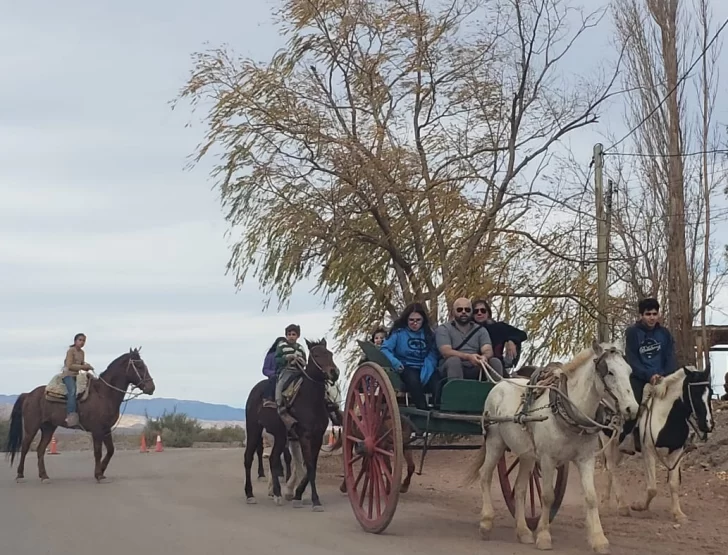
[6,348,155,483]
[244,338,339,511]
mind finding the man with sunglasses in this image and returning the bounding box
[435,297,504,380]
[620,297,677,453]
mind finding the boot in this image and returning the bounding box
[65,412,79,428]
[279,410,299,440]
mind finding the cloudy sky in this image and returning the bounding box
[1,0,727,406]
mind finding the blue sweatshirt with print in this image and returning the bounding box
[624,321,677,382]
[380,327,439,384]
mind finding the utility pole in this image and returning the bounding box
[594,143,609,343]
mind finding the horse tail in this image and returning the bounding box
[463,441,487,486]
[6,393,26,465]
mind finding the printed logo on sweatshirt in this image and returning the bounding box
[639,337,661,359]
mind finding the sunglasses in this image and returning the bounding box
[455,307,472,313]
[474,308,488,314]
[408,317,423,323]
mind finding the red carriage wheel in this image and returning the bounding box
[497,452,569,531]
[343,362,404,534]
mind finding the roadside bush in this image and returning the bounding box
[143,410,245,447]
[144,410,202,448]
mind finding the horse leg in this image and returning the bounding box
[631,446,657,513]
[36,426,55,483]
[400,446,415,494]
[478,433,506,540]
[268,434,285,506]
[307,432,324,511]
[602,434,630,517]
[283,445,292,482]
[92,433,105,481]
[667,450,687,524]
[244,423,263,504]
[17,421,40,482]
[99,433,115,480]
[576,456,609,554]
[292,435,312,508]
[513,456,536,545]
[534,457,557,550]
[256,439,266,481]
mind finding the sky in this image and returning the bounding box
[1,0,727,406]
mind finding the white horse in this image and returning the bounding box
[599,365,714,523]
[263,431,306,500]
[466,341,638,554]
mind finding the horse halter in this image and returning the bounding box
[127,357,152,390]
[303,345,338,385]
[684,376,712,440]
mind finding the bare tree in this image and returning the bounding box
[608,0,726,364]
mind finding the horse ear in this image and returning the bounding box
[305,339,313,349]
[321,338,327,348]
[591,339,603,355]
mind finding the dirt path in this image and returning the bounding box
[2,447,726,555]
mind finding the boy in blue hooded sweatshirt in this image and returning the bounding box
[380,303,439,410]
[621,297,677,452]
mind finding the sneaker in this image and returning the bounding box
[65,412,79,427]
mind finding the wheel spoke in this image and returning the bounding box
[376,453,394,487]
[353,461,366,490]
[367,458,375,519]
[374,426,393,447]
[372,457,383,519]
[358,466,370,509]
[507,457,519,477]
[374,446,395,458]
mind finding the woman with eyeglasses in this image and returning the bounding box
[380,303,439,410]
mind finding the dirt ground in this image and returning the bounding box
[2,404,727,555]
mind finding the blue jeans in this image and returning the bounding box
[62,376,77,414]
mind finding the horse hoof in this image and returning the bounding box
[399,485,410,494]
[96,476,112,484]
[593,543,610,555]
[478,524,492,541]
[312,505,325,513]
[273,496,284,506]
[284,493,294,501]
[535,535,552,550]
[630,502,647,512]
[302,499,313,506]
[517,530,535,545]
[258,476,267,482]
[618,506,631,517]
[246,497,257,505]
[674,514,688,525]
[41,478,52,484]
[292,500,303,509]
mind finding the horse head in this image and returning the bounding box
[683,364,713,436]
[305,338,339,384]
[126,347,156,395]
[591,340,639,421]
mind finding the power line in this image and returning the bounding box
[606,149,728,158]
[605,17,728,153]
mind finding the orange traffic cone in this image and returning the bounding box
[49,436,60,455]
[154,434,164,452]
[140,434,148,453]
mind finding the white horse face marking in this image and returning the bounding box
[596,344,639,420]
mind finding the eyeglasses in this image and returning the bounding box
[408,318,423,324]
[473,308,488,314]
[455,307,471,313]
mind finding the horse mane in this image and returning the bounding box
[99,351,131,379]
[560,347,594,375]
[306,338,326,348]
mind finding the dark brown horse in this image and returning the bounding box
[244,338,339,511]
[6,348,155,482]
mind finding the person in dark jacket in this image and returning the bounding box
[380,303,439,410]
[262,336,286,401]
[621,297,677,452]
[472,299,528,373]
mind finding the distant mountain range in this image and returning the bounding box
[0,394,245,421]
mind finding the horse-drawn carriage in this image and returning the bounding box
[341,341,570,534]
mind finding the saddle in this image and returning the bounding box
[44,372,92,404]
[262,375,304,410]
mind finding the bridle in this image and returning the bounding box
[299,345,338,385]
[98,357,152,395]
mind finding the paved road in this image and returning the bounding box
[0,448,645,555]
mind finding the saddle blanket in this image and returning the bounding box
[44,372,92,404]
[263,376,304,410]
